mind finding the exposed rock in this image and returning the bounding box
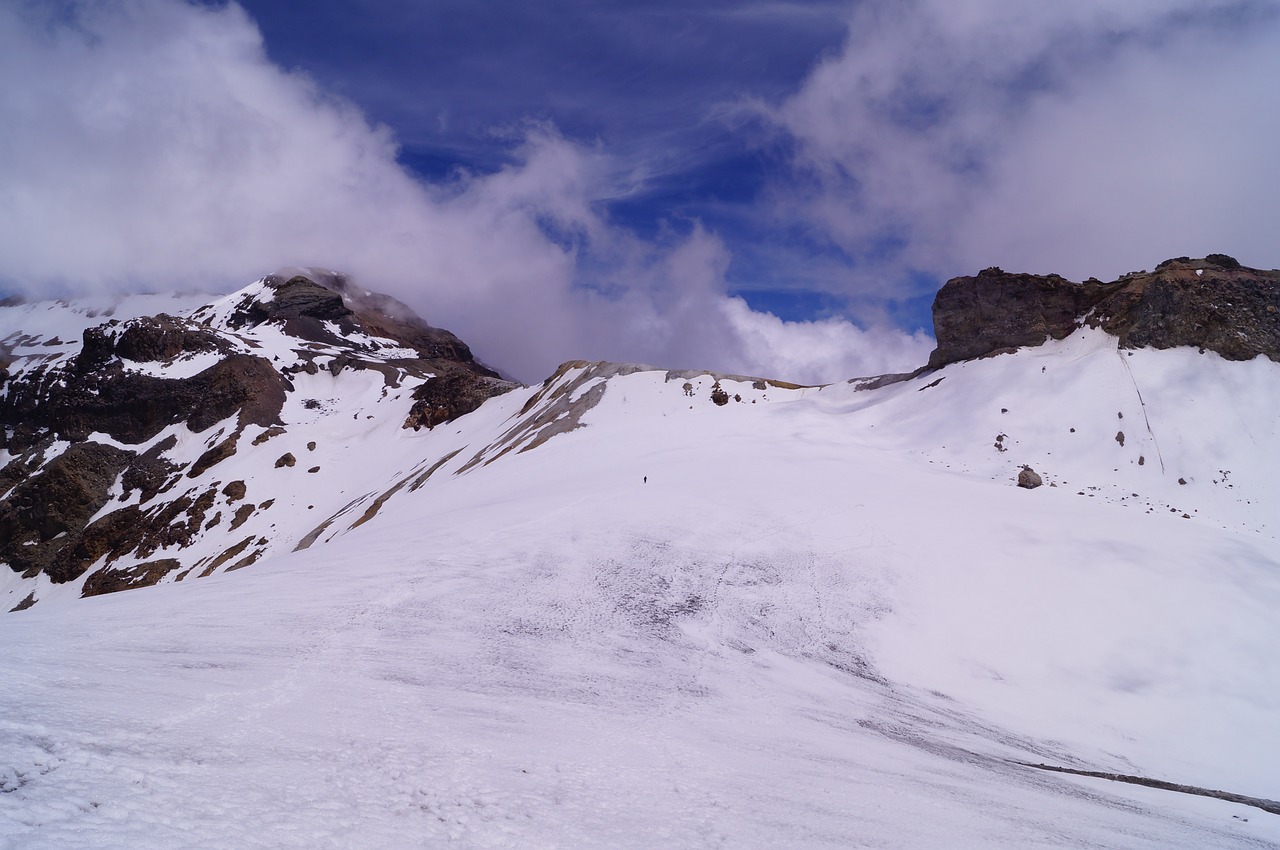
[1,269,513,597]
[229,503,256,531]
[275,452,296,468]
[82,559,182,598]
[113,315,228,363]
[1017,466,1043,489]
[929,269,1105,368]
[51,506,147,584]
[227,272,493,365]
[188,431,240,478]
[77,314,228,372]
[0,351,287,444]
[928,256,1280,368]
[0,442,133,580]
[252,426,287,446]
[122,436,181,503]
[404,371,518,430]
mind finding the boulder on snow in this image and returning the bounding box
[1017,466,1043,489]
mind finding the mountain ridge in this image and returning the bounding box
[4,256,1279,607]
[2,258,1279,847]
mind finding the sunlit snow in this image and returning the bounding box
[1,293,1278,848]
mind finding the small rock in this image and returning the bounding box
[308,466,320,473]
[1115,430,1125,447]
[275,452,296,468]
[710,381,729,406]
[1017,466,1043,489]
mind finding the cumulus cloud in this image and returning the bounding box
[772,0,1280,284]
[0,0,927,384]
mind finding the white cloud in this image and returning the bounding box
[0,0,929,385]
[773,0,1280,283]
[719,298,933,383]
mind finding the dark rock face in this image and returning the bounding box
[928,256,1280,368]
[404,371,517,430]
[1,352,287,448]
[78,313,228,372]
[82,558,182,597]
[0,442,133,580]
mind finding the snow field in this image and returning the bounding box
[2,315,1279,846]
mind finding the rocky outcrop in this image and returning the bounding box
[1,350,287,450]
[82,558,182,597]
[80,314,229,369]
[0,442,133,580]
[222,272,488,365]
[404,371,516,430]
[1,270,518,604]
[928,255,1280,368]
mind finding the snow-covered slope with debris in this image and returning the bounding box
[2,282,1279,847]
[1,273,512,609]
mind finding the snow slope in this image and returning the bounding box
[2,319,1279,847]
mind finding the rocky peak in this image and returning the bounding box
[213,270,484,366]
[1,272,518,604]
[928,255,1280,369]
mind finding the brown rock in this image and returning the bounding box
[403,371,516,430]
[1017,466,1043,489]
[188,431,239,478]
[927,257,1280,368]
[0,441,133,581]
[82,558,181,597]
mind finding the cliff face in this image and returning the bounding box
[928,255,1280,369]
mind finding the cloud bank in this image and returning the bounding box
[3,0,1276,385]
[772,0,1280,286]
[0,0,929,384]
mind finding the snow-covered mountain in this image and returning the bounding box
[1,257,1278,848]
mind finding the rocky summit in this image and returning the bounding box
[0,272,515,598]
[928,254,1280,368]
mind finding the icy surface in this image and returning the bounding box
[2,323,1280,847]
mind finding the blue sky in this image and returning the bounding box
[2,1,1279,382]
[240,1,886,321]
